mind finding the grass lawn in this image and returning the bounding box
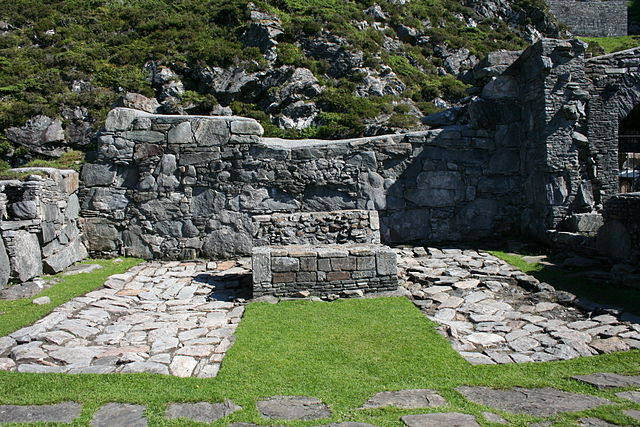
[580,35,640,55]
[0,295,639,426]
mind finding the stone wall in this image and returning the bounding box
[80,108,529,259]
[597,193,640,262]
[0,168,87,286]
[548,0,627,37]
[252,210,381,246]
[78,41,640,260]
[252,244,397,297]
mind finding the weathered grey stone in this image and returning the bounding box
[120,361,169,375]
[32,296,51,305]
[0,403,82,424]
[0,337,17,356]
[456,386,611,417]
[9,200,38,220]
[6,231,42,282]
[169,355,198,377]
[360,389,446,409]
[43,239,88,274]
[257,396,331,420]
[616,391,640,403]
[401,412,480,427]
[573,373,640,389]
[81,164,116,187]
[230,119,263,135]
[105,108,142,132]
[168,121,193,145]
[166,400,241,422]
[0,238,9,287]
[623,409,640,421]
[91,403,147,427]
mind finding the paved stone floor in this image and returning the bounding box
[396,247,640,364]
[2,382,637,425]
[0,259,250,376]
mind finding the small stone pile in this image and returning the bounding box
[397,247,640,364]
[0,260,249,376]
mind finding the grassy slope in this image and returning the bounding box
[0,0,529,147]
[0,297,638,426]
[0,258,143,337]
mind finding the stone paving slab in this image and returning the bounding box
[401,412,480,427]
[91,403,146,427]
[0,259,250,377]
[573,373,640,389]
[455,386,612,417]
[360,389,446,409]
[577,418,618,427]
[257,396,331,420]
[624,409,640,421]
[0,402,82,424]
[397,247,640,365]
[166,400,241,423]
[616,391,640,403]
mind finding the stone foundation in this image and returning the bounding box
[252,244,398,297]
[0,168,87,286]
[597,193,640,262]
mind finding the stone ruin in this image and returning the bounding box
[547,0,628,37]
[0,168,86,287]
[1,38,640,294]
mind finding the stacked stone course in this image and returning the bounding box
[252,244,397,297]
[548,0,627,37]
[252,210,381,246]
[0,169,87,286]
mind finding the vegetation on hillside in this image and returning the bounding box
[0,0,550,162]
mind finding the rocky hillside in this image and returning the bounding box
[0,0,562,165]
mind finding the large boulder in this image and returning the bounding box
[242,6,284,61]
[5,115,67,157]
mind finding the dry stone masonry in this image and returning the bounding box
[547,0,627,37]
[252,244,397,298]
[77,39,640,262]
[0,168,86,287]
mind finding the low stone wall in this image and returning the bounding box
[252,244,398,297]
[252,210,380,246]
[548,0,627,37]
[598,193,640,262]
[0,168,87,286]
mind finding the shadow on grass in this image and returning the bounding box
[489,251,640,317]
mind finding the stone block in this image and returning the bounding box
[193,119,230,145]
[318,259,332,271]
[81,164,116,187]
[9,201,38,220]
[376,250,397,276]
[104,108,142,132]
[272,272,296,283]
[230,119,264,136]
[327,271,351,281]
[272,257,300,272]
[5,231,42,282]
[331,257,356,271]
[168,121,193,145]
[297,272,317,282]
[357,256,376,270]
[0,238,9,287]
[299,257,317,271]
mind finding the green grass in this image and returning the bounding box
[0,297,639,426]
[0,258,143,337]
[580,36,640,55]
[489,251,640,316]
